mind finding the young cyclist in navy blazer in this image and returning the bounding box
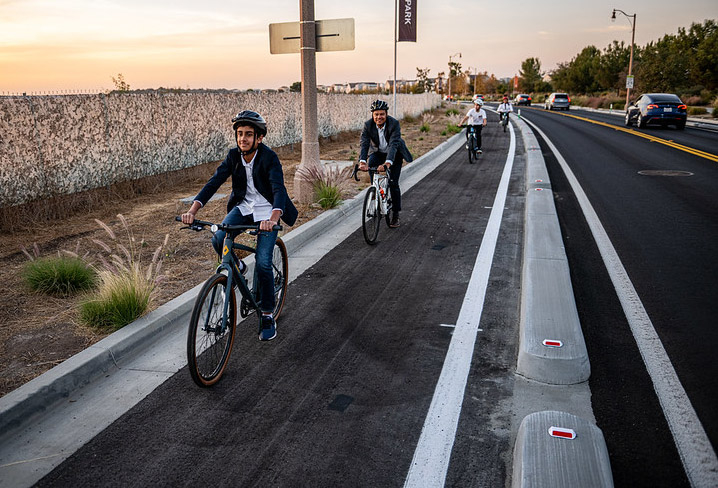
[181,111,297,341]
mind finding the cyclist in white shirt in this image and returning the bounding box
[497,95,513,125]
[458,98,488,154]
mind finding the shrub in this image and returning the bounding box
[446,108,459,116]
[687,106,707,116]
[80,267,153,330]
[445,123,462,135]
[81,215,167,330]
[404,114,416,123]
[419,123,430,132]
[23,256,96,296]
[296,161,350,208]
[315,182,343,209]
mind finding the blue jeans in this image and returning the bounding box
[211,206,278,314]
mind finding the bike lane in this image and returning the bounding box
[31,116,526,487]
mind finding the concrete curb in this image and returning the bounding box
[512,411,613,488]
[515,116,590,385]
[0,131,465,439]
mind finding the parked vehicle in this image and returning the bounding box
[545,93,571,111]
[472,94,485,103]
[515,94,531,106]
[625,93,687,130]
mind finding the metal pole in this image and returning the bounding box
[627,14,636,109]
[393,0,397,116]
[294,0,320,203]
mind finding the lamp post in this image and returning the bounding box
[611,8,636,110]
[448,52,461,100]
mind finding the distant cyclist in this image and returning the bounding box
[458,98,488,154]
[359,100,413,228]
[180,110,298,341]
[497,95,513,125]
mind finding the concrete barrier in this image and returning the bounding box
[513,410,613,488]
[515,117,590,385]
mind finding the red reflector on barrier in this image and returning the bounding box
[543,339,563,347]
[535,179,543,182]
[549,426,576,439]
[535,188,543,191]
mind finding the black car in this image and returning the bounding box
[625,93,687,130]
[515,94,532,106]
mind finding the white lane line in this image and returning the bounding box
[404,123,517,488]
[523,116,718,488]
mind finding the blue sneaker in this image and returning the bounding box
[259,314,277,341]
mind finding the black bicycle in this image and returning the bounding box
[176,217,288,387]
[461,125,481,164]
[350,163,392,244]
[499,111,512,132]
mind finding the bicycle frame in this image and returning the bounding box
[370,169,391,216]
[215,234,259,333]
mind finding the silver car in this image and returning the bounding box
[545,93,571,111]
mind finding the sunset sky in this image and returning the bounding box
[1,0,716,93]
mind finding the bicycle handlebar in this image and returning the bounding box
[349,163,391,181]
[175,216,281,232]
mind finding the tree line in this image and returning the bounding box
[519,19,717,103]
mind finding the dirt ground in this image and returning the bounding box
[0,105,462,397]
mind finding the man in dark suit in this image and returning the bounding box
[359,100,413,228]
[180,111,297,341]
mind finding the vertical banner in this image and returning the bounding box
[398,0,417,42]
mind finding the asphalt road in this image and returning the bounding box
[520,106,718,487]
[34,115,527,487]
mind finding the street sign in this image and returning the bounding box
[626,75,634,89]
[269,18,355,54]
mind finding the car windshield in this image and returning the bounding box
[650,94,682,103]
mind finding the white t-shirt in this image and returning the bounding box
[238,152,274,222]
[466,108,487,125]
[497,102,513,113]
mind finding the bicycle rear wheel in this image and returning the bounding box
[467,134,474,164]
[362,187,381,244]
[271,238,288,319]
[187,273,237,387]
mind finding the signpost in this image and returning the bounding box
[269,3,355,203]
[626,75,634,89]
[269,19,355,54]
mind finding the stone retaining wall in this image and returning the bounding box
[0,91,440,208]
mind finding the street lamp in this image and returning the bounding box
[448,52,461,100]
[611,8,636,110]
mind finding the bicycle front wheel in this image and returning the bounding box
[271,238,288,319]
[187,273,237,387]
[467,135,474,164]
[362,187,381,244]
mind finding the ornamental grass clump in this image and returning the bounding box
[296,162,351,210]
[79,214,168,330]
[22,254,96,297]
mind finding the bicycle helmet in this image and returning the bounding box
[231,110,267,136]
[474,98,484,106]
[370,100,389,112]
